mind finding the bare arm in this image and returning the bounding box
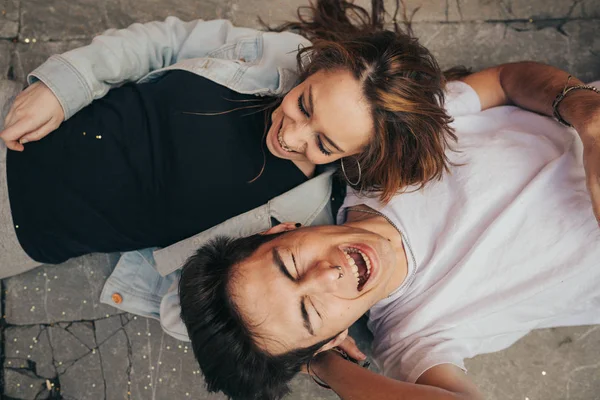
[310,351,483,400]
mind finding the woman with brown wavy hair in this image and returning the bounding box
[0,0,461,275]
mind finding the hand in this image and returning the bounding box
[581,132,600,225]
[301,335,367,375]
[335,335,367,362]
[0,81,64,151]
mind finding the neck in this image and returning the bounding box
[292,160,316,178]
[345,205,409,299]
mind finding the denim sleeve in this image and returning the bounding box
[27,18,259,119]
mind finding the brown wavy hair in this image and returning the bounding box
[266,0,460,202]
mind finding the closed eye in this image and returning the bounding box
[298,94,310,118]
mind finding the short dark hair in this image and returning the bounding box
[179,234,332,400]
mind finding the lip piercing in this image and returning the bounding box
[334,266,343,279]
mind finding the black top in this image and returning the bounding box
[7,71,307,263]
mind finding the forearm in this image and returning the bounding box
[497,62,599,134]
[311,352,478,400]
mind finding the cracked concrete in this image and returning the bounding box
[1,0,599,399]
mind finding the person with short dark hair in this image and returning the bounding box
[178,73,600,399]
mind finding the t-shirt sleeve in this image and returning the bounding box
[444,81,481,117]
[372,335,468,383]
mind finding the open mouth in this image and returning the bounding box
[277,125,294,153]
[343,247,371,291]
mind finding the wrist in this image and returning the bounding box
[311,350,345,378]
[558,89,600,135]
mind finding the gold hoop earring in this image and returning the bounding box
[340,157,362,186]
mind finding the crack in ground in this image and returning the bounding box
[121,320,134,400]
[92,320,108,400]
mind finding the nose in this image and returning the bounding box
[302,261,343,294]
[284,120,312,153]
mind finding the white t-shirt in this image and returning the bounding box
[339,81,600,383]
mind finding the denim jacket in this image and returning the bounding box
[28,18,328,341]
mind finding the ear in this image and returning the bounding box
[260,222,301,236]
[316,329,349,354]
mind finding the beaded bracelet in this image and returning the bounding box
[306,347,371,390]
[552,75,600,127]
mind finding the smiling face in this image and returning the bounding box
[229,224,406,355]
[265,69,374,169]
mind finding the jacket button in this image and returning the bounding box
[111,293,123,304]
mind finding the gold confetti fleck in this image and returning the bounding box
[159,378,163,383]
[58,361,62,365]
[529,18,533,22]
[105,314,110,318]
[166,346,170,350]
[137,332,141,336]
[32,38,37,43]
[151,366,155,370]
[83,132,86,136]
[542,371,546,376]
[23,286,27,289]
[178,345,182,349]
[16,383,19,387]
[24,38,30,43]
[149,383,152,387]
[144,386,148,390]
[172,368,176,372]
[15,225,19,229]
[184,350,187,353]
[95,135,102,139]
[30,345,33,349]
[83,300,87,304]
[62,311,66,315]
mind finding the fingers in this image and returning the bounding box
[18,118,58,145]
[337,336,367,361]
[0,118,44,151]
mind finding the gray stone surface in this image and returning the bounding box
[466,325,600,400]
[1,1,600,399]
[0,0,18,38]
[0,40,12,78]
[399,0,600,21]
[4,253,122,325]
[11,40,87,81]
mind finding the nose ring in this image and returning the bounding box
[334,266,343,279]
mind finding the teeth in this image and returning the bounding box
[278,128,293,152]
[343,247,372,289]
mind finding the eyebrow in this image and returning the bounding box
[273,248,316,336]
[308,85,345,153]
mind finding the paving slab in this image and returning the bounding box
[11,40,87,81]
[0,40,13,79]
[412,20,600,82]
[4,253,122,325]
[103,0,226,29]
[466,325,600,400]
[397,0,600,22]
[20,0,107,41]
[0,0,19,38]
